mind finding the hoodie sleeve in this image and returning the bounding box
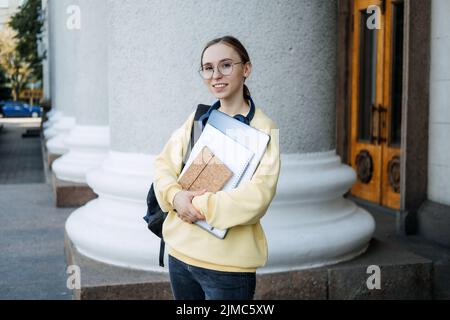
[153,111,195,212]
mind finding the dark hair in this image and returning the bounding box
[200,35,251,99]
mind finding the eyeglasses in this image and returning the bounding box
[199,60,244,80]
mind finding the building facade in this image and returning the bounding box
[336,0,449,247]
[43,0,449,298]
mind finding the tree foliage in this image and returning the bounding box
[9,0,44,82]
[0,27,32,101]
[0,68,11,101]
[0,66,7,85]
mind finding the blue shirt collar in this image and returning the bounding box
[199,96,256,129]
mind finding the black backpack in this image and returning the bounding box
[143,104,210,267]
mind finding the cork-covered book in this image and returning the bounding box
[178,146,233,193]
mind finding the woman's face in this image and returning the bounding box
[201,43,251,100]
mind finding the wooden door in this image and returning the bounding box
[349,0,404,209]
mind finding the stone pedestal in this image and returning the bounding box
[65,235,432,300]
[52,172,98,208]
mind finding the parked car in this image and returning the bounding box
[0,101,42,118]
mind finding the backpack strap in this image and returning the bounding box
[182,104,211,169]
[159,238,166,267]
[160,104,210,268]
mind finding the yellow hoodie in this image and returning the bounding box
[153,106,281,272]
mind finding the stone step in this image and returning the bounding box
[348,194,450,299]
[65,234,433,300]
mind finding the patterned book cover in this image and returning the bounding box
[178,146,233,192]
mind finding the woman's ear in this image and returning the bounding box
[243,62,252,79]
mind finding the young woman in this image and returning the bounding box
[153,36,281,300]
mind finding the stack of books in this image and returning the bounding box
[177,110,270,239]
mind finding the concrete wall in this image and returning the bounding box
[428,0,450,206]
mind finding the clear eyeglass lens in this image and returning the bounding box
[200,61,234,79]
[200,67,213,79]
[219,62,233,75]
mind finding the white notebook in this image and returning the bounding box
[207,110,270,184]
[178,123,255,238]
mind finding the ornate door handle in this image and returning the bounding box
[371,104,387,145]
[370,104,377,144]
[377,104,387,144]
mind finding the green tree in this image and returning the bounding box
[0,26,32,101]
[0,67,7,86]
[0,67,12,101]
[9,0,44,82]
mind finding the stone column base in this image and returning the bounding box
[65,151,376,273]
[48,153,61,169]
[64,235,432,300]
[46,116,76,155]
[51,125,110,184]
[52,172,98,208]
[43,110,63,138]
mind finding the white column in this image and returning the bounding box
[43,0,60,130]
[51,0,109,183]
[66,0,374,272]
[428,0,450,205]
[40,0,51,105]
[45,0,76,153]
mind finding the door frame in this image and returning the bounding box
[336,0,431,234]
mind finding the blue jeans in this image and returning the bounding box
[168,255,256,300]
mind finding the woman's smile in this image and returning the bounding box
[212,83,229,92]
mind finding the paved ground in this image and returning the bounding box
[0,119,73,300]
[0,118,45,184]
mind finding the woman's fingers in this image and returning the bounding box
[183,217,193,224]
[177,209,197,224]
[177,209,204,224]
[188,203,205,220]
[177,189,207,217]
[175,190,207,223]
[177,213,193,224]
[189,189,208,199]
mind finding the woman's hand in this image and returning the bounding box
[173,189,207,224]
